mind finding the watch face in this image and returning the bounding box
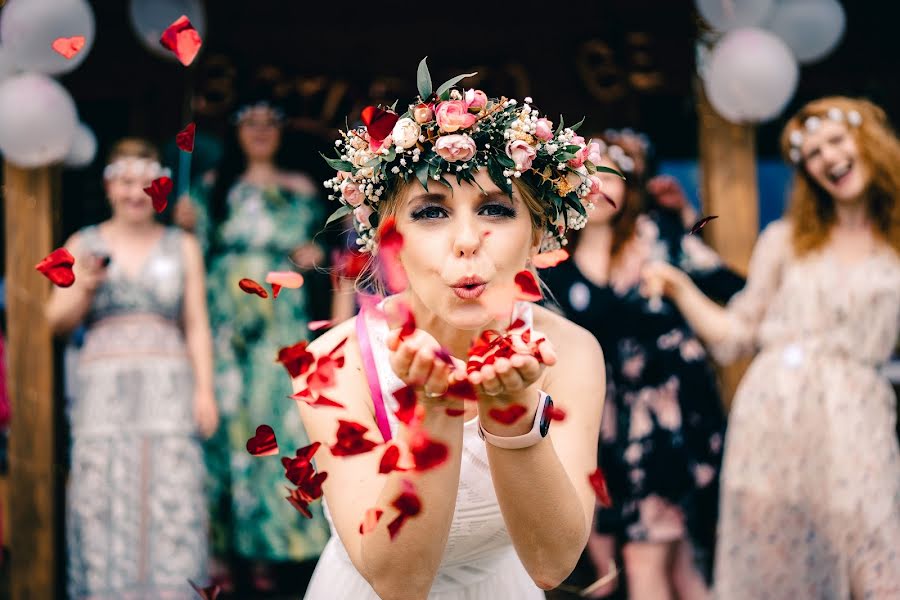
[539,396,553,437]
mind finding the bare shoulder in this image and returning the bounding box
[533,304,603,359]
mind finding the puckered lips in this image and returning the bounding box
[449,275,487,299]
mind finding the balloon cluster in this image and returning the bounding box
[696,0,846,124]
[0,0,206,169]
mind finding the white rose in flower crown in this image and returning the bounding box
[352,149,374,167]
[434,134,477,162]
[354,204,374,228]
[340,180,365,207]
[391,118,421,150]
[506,139,537,171]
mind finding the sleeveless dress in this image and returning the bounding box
[66,226,208,599]
[303,303,545,599]
[710,220,900,599]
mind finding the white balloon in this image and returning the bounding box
[64,122,97,168]
[704,27,799,123]
[0,0,95,76]
[766,0,845,64]
[0,73,78,168]
[128,0,207,60]
[696,0,775,31]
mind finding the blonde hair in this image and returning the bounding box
[106,137,160,164]
[781,96,900,256]
[354,178,547,297]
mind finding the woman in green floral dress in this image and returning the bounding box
[176,99,330,593]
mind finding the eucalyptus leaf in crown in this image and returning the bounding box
[323,57,622,253]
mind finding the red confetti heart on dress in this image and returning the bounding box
[188,580,221,600]
[690,215,719,235]
[359,507,385,535]
[514,270,542,302]
[51,36,85,59]
[266,271,304,299]
[276,340,315,378]
[410,429,449,471]
[330,420,380,456]
[387,479,422,540]
[360,106,400,142]
[144,176,173,213]
[246,424,278,456]
[588,467,613,508]
[35,248,76,287]
[176,122,196,152]
[238,278,268,298]
[531,248,570,269]
[159,15,202,66]
[488,404,528,425]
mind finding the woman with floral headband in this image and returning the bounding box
[45,138,217,598]
[174,96,330,592]
[541,133,736,599]
[286,60,608,599]
[642,96,900,598]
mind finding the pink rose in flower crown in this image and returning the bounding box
[434,134,477,162]
[354,204,374,228]
[340,180,365,207]
[567,138,587,169]
[435,101,477,132]
[506,139,537,171]
[586,141,604,166]
[413,103,434,124]
[534,118,554,141]
[464,89,488,113]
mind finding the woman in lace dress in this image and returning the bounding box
[46,138,218,599]
[643,97,900,599]
[290,70,607,599]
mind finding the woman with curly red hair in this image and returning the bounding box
[642,97,900,598]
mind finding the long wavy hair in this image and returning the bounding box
[781,96,900,256]
[566,133,646,266]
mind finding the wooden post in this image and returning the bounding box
[696,82,758,408]
[4,163,60,599]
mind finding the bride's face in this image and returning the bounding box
[389,169,539,331]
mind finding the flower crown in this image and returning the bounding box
[103,157,171,181]
[788,107,862,164]
[232,101,285,125]
[323,58,621,253]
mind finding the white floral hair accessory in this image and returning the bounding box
[232,101,285,125]
[322,58,622,253]
[588,137,636,174]
[788,107,863,164]
[103,157,171,181]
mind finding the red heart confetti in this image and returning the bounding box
[307,353,345,395]
[308,320,333,331]
[281,442,321,485]
[546,405,567,422]
[588,467,613,508]
[285,470,328,518]
[393,385,419,426]
[289,387,345,409]
[360,106,400,142]
[410,429,449,471]
[330,419,380,456]
[487,404,528,425]
[531,248,570,269]
[690,215,719,235]
[246,424,278,457]
[144,176,173,213]
[51,36,85,59]
[276,340,315,378]
[159,15,202,66]
[377,217,408,293]
[238,278,268,298]
[384,299,416,340]
[35,248,75,287]
[378,444,406,474]
[514,270,542,302]
[359,507,385,535]
[445,407,466,417]
[176,122,196,153]
[446,377,478,401]
[387,479,422,540]
[188,580,221,600]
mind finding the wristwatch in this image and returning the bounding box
[478,391,553,450]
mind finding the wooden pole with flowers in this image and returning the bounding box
[3,162,60,598]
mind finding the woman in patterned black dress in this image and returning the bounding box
[542,134,743,599]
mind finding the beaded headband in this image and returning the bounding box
[322,58,622,253]
[103,157,171,181]
[788,107,862,164]
[232,101,286,126]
